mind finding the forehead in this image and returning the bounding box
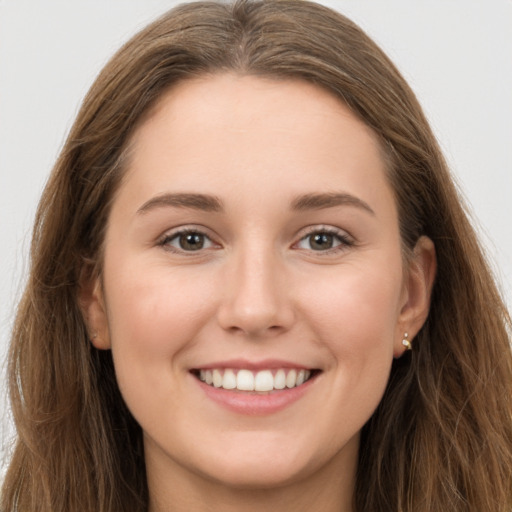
[120,74,395,218]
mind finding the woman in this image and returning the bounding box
[2,1,511,511]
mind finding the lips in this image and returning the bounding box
[190,360,320,414]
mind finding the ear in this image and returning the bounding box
[394,236,436,357]
[78,271,111,350]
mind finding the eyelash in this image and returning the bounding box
[158,226,354,255]
[294,226,354,255]
[158,228,216,254]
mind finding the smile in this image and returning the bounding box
[195,368,315,392]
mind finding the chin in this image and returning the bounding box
[198,457,310,490]
[185,433,348,491]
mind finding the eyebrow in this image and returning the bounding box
[291,192,375,215]
[137,193,224,214]
[136,191,375,216]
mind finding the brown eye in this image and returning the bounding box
[162,230,214,252]
[309,233,335,251]
[179,233,205,251]
[296,228,352,253]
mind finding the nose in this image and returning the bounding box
[216,246,295,338]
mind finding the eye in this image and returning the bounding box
[160,229,215,252]
[295,228,353,252]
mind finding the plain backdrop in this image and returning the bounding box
[1,0,511,466]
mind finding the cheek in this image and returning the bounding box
[102,259,217,393]
[299,259,403,378]
[106,255,213,334]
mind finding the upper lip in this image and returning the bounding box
[191,358,315,371]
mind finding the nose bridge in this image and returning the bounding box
[217,237,293,336]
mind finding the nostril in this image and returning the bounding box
[225,323,287,338]
[216,273,295,336]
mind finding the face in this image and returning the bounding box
[85,74,433,494]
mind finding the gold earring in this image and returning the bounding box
[402,332,412,351]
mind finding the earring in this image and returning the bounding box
[90,332,98,342]
[402,332,412,351]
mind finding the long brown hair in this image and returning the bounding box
[2,1,511,510]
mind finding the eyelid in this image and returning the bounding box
[155,224,354,255]
[157,225,220,253]
[293,225,354,253]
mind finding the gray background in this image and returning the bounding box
[1,0,511,468]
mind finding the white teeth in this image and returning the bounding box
[274,369,286,390]
[254,370,274,392]
[222,369,237,389]
[212,369,223,388]
[197,367,313,392]
[286,369,297,388]
[237,369,254,391]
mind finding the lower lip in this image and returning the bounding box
[196,375,317,416]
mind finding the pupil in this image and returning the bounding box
[310,233,333,250]
[180,233,204,250]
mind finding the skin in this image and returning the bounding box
[82,74,435,512]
